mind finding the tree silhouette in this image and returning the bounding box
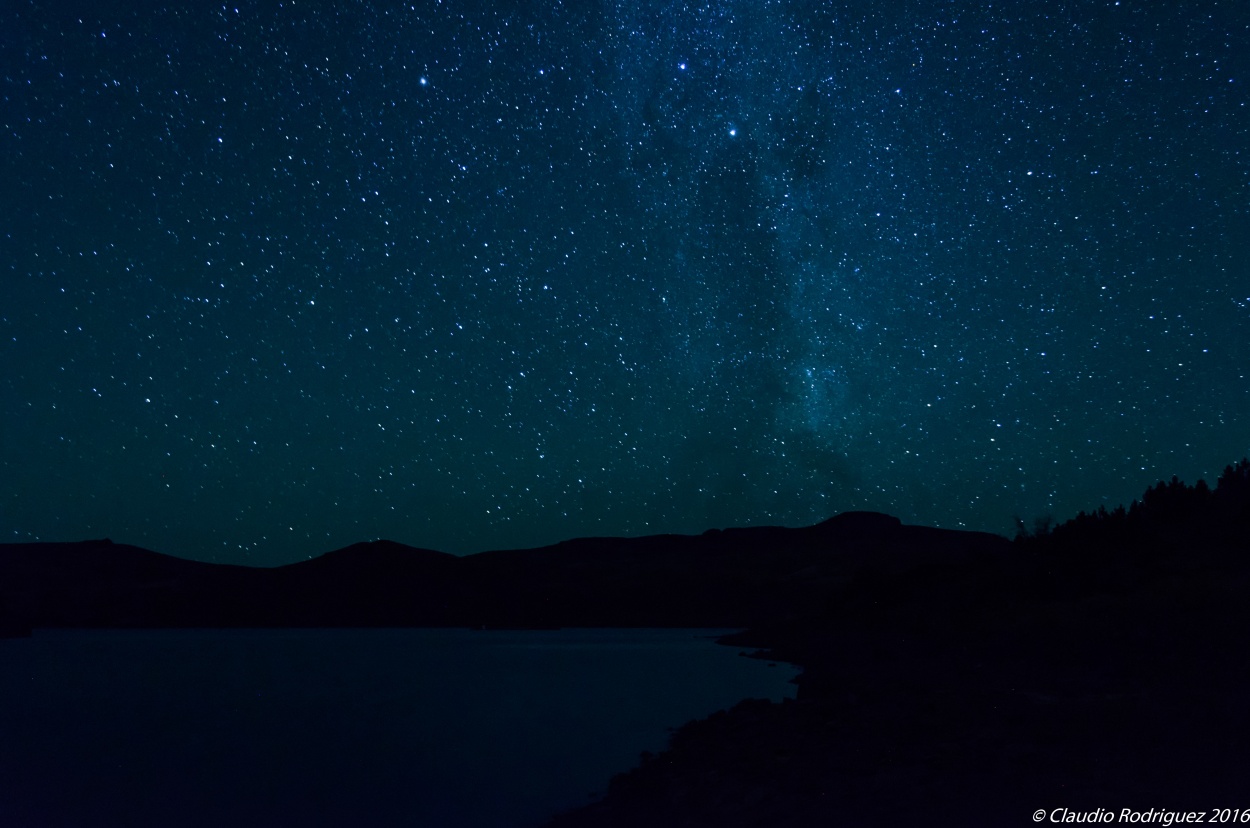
[1021,457,1250,559]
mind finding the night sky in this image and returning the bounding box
[3,1,1247,565]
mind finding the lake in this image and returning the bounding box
[0,628,798,827]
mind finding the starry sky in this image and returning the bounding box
[3,1,1248,565]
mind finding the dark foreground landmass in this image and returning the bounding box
[546,461,1250,826]
[3,460,1249,825]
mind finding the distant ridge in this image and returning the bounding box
[7,461,1245,635]
[0,512,1011,630]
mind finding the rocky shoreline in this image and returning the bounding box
[546,470,1250,825]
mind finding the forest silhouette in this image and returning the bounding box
[1029,458,1250,547]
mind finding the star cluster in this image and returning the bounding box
[3,1,1247,563]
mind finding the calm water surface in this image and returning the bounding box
[0,628,797,827]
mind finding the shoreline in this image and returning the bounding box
[545,551,1250,826]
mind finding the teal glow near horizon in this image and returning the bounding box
[3,1,1247,564]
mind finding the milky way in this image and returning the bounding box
[3,1,1247,563]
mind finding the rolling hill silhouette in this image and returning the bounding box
[0,511,1010,630]
[4,460,1248,824]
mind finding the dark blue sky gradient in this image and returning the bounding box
[3,1,1247,564]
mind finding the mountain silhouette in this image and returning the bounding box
[5,461,1249,824]
[0,511,1010,630]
